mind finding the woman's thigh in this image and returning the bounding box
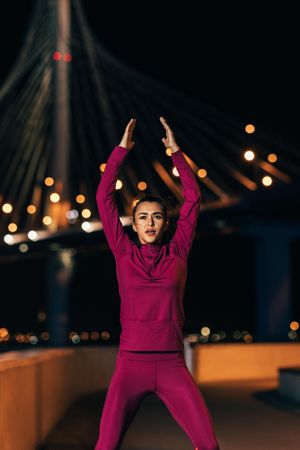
[154,356,219,449]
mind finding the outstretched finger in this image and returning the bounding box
[126,118,136,134]
[127,117,136,127]
[159,116,172,132]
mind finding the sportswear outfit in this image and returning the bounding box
[94,145,219,450]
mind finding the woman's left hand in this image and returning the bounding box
[159,116,180,153]
[119,118,136,150]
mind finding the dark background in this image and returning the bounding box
[1,234,256,339]
[0,1,299,341]
[1,1,300,142]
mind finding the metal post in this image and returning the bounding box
[46,246,75,346]
[52,0,71,202]
[242,219,300,341]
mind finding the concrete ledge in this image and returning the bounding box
[1,343,300,450]
[0,346,118,450]
[192,342,300,383]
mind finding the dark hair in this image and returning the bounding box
[132,194,168,223]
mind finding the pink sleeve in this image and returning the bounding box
[170,150,201,259]
[96,145,132,257]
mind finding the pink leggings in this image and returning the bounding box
[94,349,220,450]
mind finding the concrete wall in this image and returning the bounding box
[1,342,300,450]
[192,342,300,382]
[0,346,118,450]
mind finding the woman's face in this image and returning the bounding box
[132,201,168,245]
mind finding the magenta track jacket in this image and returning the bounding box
[96,145,201,351]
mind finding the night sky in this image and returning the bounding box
[82,1,300,149]
[1,1,300,146]
[0,1,299,340]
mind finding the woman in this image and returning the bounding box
[94,117,220,450]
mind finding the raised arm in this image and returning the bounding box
[96,119,136,257]
[160,117,201,259]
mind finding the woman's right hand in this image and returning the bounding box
[119,118,136,150]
